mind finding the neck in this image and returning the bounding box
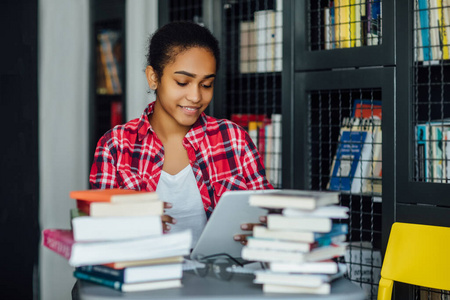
[149,101,191,142]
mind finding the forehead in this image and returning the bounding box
[166,47,216,75]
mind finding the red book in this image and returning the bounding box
[110,100,123,128]
[42,229,74,261]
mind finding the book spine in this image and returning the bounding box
[76,265,125,282]
[76,200,91,215]
[418,0,433,60]
[73,270,123,291]
[42,229,73,260]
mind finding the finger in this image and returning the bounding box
[259,215,267,224]
[163,222,171,233]
[233,233,252,242]
[161,215,177,224]
[164,202,173,209]
[240,223,260,231]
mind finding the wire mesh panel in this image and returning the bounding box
[413,1,450,184]
[308,0,382,51]
[309,89,382,299]
[221,0,283,188]
[169,0,203,23]
[414,286,450,300]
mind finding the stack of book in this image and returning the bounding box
[241,190,349,295]
[42,189,192,292]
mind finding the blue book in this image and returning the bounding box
[315,223,349,247]
[329,130,367,191]
[416,124,429,181]
[76,263,182,284]
[417,0,432,61]
[73,270,182,292]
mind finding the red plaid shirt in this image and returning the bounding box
[90,102,273,217]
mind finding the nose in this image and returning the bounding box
[186,85,201,103]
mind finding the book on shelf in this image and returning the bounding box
[248,120,265,147]
[254,9,282,72]
[416,120,450,182]
[417,0,434,61]
[97,29,122,94]
[74,271,182,292]
[76,199,164,217]
[417,123,430,181]
[252,223,348,244]
[239,20,257,73]
[104,256,184,270]
[334,0,351,48]
[70,188,160,203]
[75,262,183,284]
[324,5,336,50]
[328,117,378,193]
[249,189,339,210]
[42,228,192,267]
[438,0,450,60]
[71,215,162,242]
[345,241,382,296]
[269,114,282,187]
[110,100,123,128]
[230,114,267,131]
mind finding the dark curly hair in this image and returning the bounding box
[146,21,220,81]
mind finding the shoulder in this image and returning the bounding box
[97,118,141,147]
[204,115,248,137]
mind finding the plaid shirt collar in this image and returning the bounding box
[137,101,207,151]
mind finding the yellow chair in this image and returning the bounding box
[378,222,450,300]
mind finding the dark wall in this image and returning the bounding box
[0,0,40,299]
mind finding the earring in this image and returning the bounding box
[151,84,157,90]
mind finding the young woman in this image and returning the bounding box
[90,21,272,246]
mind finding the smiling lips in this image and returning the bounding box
[180,106,200,114]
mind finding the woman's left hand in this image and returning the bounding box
[233,215,267,245]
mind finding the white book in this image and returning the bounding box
[253,225,316,243]
[246,237,315,252]
[282,205,349,219]
[254,271,326,287]
[69,230,192,267]
[269,260,338,274]
[267,215,332,233]
[254,10,282,73]
[262,282,330,294]
[249,189,339,210]
[72,215,162,242]
[241,246,306,264]
[270,114,282,186]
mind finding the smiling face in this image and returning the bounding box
[146,47,216,133]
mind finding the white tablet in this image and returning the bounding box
[190,189,271,260]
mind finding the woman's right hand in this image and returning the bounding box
[161,202,177,233]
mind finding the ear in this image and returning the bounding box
[145,66,158,90]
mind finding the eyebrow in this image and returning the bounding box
[174,70,216,79]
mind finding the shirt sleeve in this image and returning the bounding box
[89,131,119,189]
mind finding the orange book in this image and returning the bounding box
[70,189,159,203]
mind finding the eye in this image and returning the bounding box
[201,82,214,88]
[176,82,188,87]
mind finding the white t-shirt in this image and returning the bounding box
[156,165,207,248]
